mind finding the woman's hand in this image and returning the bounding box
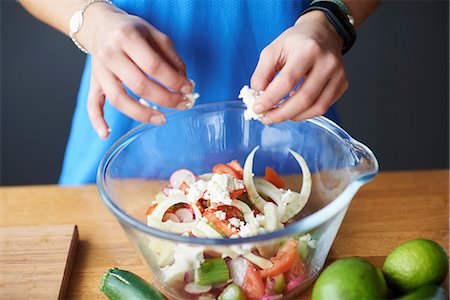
[78,4,193,138]
[250,11,349,124]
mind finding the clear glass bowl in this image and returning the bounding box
[97,101,378,300]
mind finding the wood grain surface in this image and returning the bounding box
[0,170,448,299]
[0,224,78,299]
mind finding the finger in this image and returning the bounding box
[250,47,281,92]
[261,64,330,124]
[105,50,185,108]
[123,34,192,94]
[87,74,110,139]
[95,63,167,124]
[153,33,187,75]
[292,70,348,121]
[253,57,313,115]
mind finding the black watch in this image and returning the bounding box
[300,1,357,54]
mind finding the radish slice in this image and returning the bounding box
[243,146,268,213]
[184,282,212,295]
[279,150,311,223]
[170,169,196,189]
[228,257,249,287]
[164,213,181,223]
[175,208,195,223]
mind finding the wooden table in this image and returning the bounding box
[1,170,448,299]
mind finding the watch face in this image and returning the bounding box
[70,11,84,33]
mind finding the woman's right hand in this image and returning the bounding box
[78,4,193,138]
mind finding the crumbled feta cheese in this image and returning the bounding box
[233,178,245,190]
[214,210,227,221]
[187,180,207,203]
[161,243,205,285]
[255,214,266,224]
[205,174,236,205]
[238,85,264,121]
[238,223,253,238]
[228,217,241,227]
[184,80,200,108]
[299,233,317,249]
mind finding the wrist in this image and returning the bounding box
[71,1,120,53]
[295,10,344,53]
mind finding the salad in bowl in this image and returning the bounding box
[97,101,378,300]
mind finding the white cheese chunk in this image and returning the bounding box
[238,85,264,121]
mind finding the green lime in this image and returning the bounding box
[398,284,448,300]
[312,257,388,300]
[383,239,448,293]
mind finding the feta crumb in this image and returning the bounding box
[228,217,241,227]
[238,223,253,238]
[299,233,317,249]
[214,210,227,221]
[206,174,235,205]
[184,79,200,108]
[187,180,207,203]
[233,178,245,190]
[238,85,264,121]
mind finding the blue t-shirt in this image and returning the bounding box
[59,0,337,185]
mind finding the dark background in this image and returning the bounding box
[1,1,448,185]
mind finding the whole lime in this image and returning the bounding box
[383,239,448,293]
[398,284,448,300]
[312,257,388,300]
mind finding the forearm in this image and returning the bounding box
[343,0,381,27]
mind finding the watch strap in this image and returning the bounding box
[301,1,357,55]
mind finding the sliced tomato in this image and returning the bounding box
[217,205,244,220]
[228,160,243,179]
[203,208,239,237]
[212,163,241,179]
[285,254,307,283]
[146,203,157,215]
[260,239,299,278]
[229,188,245,199]
[242,262,265,300]
[265,167,286,189]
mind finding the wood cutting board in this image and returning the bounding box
[0,224,78,299]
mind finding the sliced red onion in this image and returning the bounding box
[184,282,212,295]
[175,208,195,222]
[259,294,283,300]
[228,257,249,287]
[284,275,306,293]
[170,169,196,189]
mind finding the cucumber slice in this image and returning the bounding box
[218,283,246,300]
[99,268,167,300]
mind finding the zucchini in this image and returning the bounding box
[99,267,167,300]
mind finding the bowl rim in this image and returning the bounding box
[97,101,379,245]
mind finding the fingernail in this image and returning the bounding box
[150,115,165,125]
[253,104,264,114]
[176,101,188,110]
[261,116,273,124]
[181,84,192,94]
[97,128,107,138]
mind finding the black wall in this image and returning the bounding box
[1,1,448,185]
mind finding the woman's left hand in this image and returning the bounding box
[250,10,349,124]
